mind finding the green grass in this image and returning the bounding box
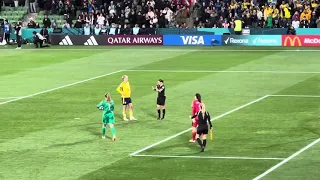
[0,46,320,180]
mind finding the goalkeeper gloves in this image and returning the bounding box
[98,106,104,110]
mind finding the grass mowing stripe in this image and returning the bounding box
[2,49,320,52]
[126,70,320,74]
[269,94,320,98]
[132,154,286,160]
[0,70,123,105]
[129,95,269,156]
[253,138,320,180]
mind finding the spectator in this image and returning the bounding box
[63,21,71,29]
[94,24,101,35]
[40,27,50,43]
[97,13,105,27]
[310,12,318,28]
[123,24,132,35]
[28,19,36,28]
[316,15,320,28]
[109,24,116,35]
[43,15,51,28]
[300,9,311,21]
[147,24,155,35]
[52,20,58,28]
[138,24,147,35]
[300,16,309,28]
[132,24,140,35]
[35,23,40,28]
[83,23,90,35]
[30,0,36,13]
[115,24,123,35]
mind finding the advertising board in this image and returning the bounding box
[163,35,222,46]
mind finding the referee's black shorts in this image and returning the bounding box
[197,127,208,135]
[157,96,166,106]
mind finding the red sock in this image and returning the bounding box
[192,132,196,141]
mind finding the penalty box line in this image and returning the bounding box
[132,154,286,161]
[129,94,320,157]
[125,69,320,74]
[129,95,269,156]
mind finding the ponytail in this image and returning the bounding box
[195,93,202,103]
[105,93,112,102]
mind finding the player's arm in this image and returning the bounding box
[110,101,115,111]
[189,111,199,119]
[116,84,123,95]
[207,112,213,129]
[156,86,164,92]
[152,85,157,91]
[97,101,104,110]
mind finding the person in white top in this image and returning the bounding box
[146,0,155,8]
[97,14,105,28]
[147,9,155,19]
[292,20,300,28]
[32,31,46,48]
[163,7,173,22]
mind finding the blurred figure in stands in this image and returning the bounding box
[147,24,156,35]
[138,24,147,35]
[4,20,12,45]
[287,25,296,35]
[40,27,50,44]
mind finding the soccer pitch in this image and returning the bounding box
[0,46,320,180]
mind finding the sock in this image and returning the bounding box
[192,132,196,141]
[102,126,106,136]
[129,110,133,118]
[196,138,203,147]
[203,139,207,148]
[162,109,165,118]
[157,109,161,118]
[111,127,116,137]
[123,113,127,119]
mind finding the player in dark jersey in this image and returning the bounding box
[152,79,166,120]
[190,103,213,152]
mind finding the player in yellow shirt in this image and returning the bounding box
[116,75,137,121]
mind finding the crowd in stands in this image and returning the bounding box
[5,0,320,34]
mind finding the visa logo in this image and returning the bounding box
[181,36,204,45]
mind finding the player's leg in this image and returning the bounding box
[108,116,116,141]
[157,104,161,120]
[202,134,207,149]
[161,97,166,120]
[122,104,128,121]
[101,116,107,139]
[161,105,165,119]
[128,98,137,120]
[190,120,197,142]
[195,133,203,149]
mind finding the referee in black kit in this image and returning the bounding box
[190,103,213,152]
[152,79,166,120]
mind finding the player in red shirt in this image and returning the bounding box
[190,93,202,142]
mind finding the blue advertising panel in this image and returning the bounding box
[222,35,282,46]
[164,35,222,46]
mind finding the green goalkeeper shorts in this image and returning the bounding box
[102,115,115,124]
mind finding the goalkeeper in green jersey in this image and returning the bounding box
[97,93,116,141]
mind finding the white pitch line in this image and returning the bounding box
[129,95,269,156]
[125,69,320,74]
[253,138,320,180]
[0,70,123,105]
[269,94,320,98]
[133,154,286,160]
[0,97,22,100]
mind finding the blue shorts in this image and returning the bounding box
[122,98,132,105]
